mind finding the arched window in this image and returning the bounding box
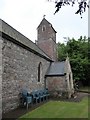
[38,62,42,82]
[69,73,71,89]
[42,25,46,32]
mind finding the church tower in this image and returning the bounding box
[37,18,57,61]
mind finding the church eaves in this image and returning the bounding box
[0,19,52,62]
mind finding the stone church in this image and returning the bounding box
[0,18,74,114]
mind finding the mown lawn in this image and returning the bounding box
[19,97,88,119]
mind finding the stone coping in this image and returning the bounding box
[0,19,52,62]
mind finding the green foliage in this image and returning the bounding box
[57,36,89,86]
[57,43,67,61]
[48,0,89,18]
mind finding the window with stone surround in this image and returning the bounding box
[38,62,42,82]
[42,25,46,32]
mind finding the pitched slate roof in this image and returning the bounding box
[0,19,52,61]
[37,18,57,33]
[45,61,66,77]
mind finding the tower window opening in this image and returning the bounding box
[42,25,46,32]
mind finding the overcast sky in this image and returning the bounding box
[0,0,88,43]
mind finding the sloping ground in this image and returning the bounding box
[19,96,88,118]
[2,92,89,119]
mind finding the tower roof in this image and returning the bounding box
[37,18,57,33]
[0,19,52,62]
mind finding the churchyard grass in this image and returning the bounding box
[19,97,88,118]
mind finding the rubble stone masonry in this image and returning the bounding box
[0,36,2,119]
[2,38,50,113]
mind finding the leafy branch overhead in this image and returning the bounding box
[48,0,89,18]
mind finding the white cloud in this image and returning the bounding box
[0,0,88,43]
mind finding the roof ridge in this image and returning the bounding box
[37,18,57,33]
[0,19,52,61]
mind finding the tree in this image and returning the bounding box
[57,43,67,61]
[48,0,89,18]
[57,36,89,86]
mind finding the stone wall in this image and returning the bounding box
[37,39,57,61]
[46,76,68,97]
[0,36,2,119]
[37,18,56,42]
[2,38,50,113]
[65,57,74,97]
[37,18,57,61]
